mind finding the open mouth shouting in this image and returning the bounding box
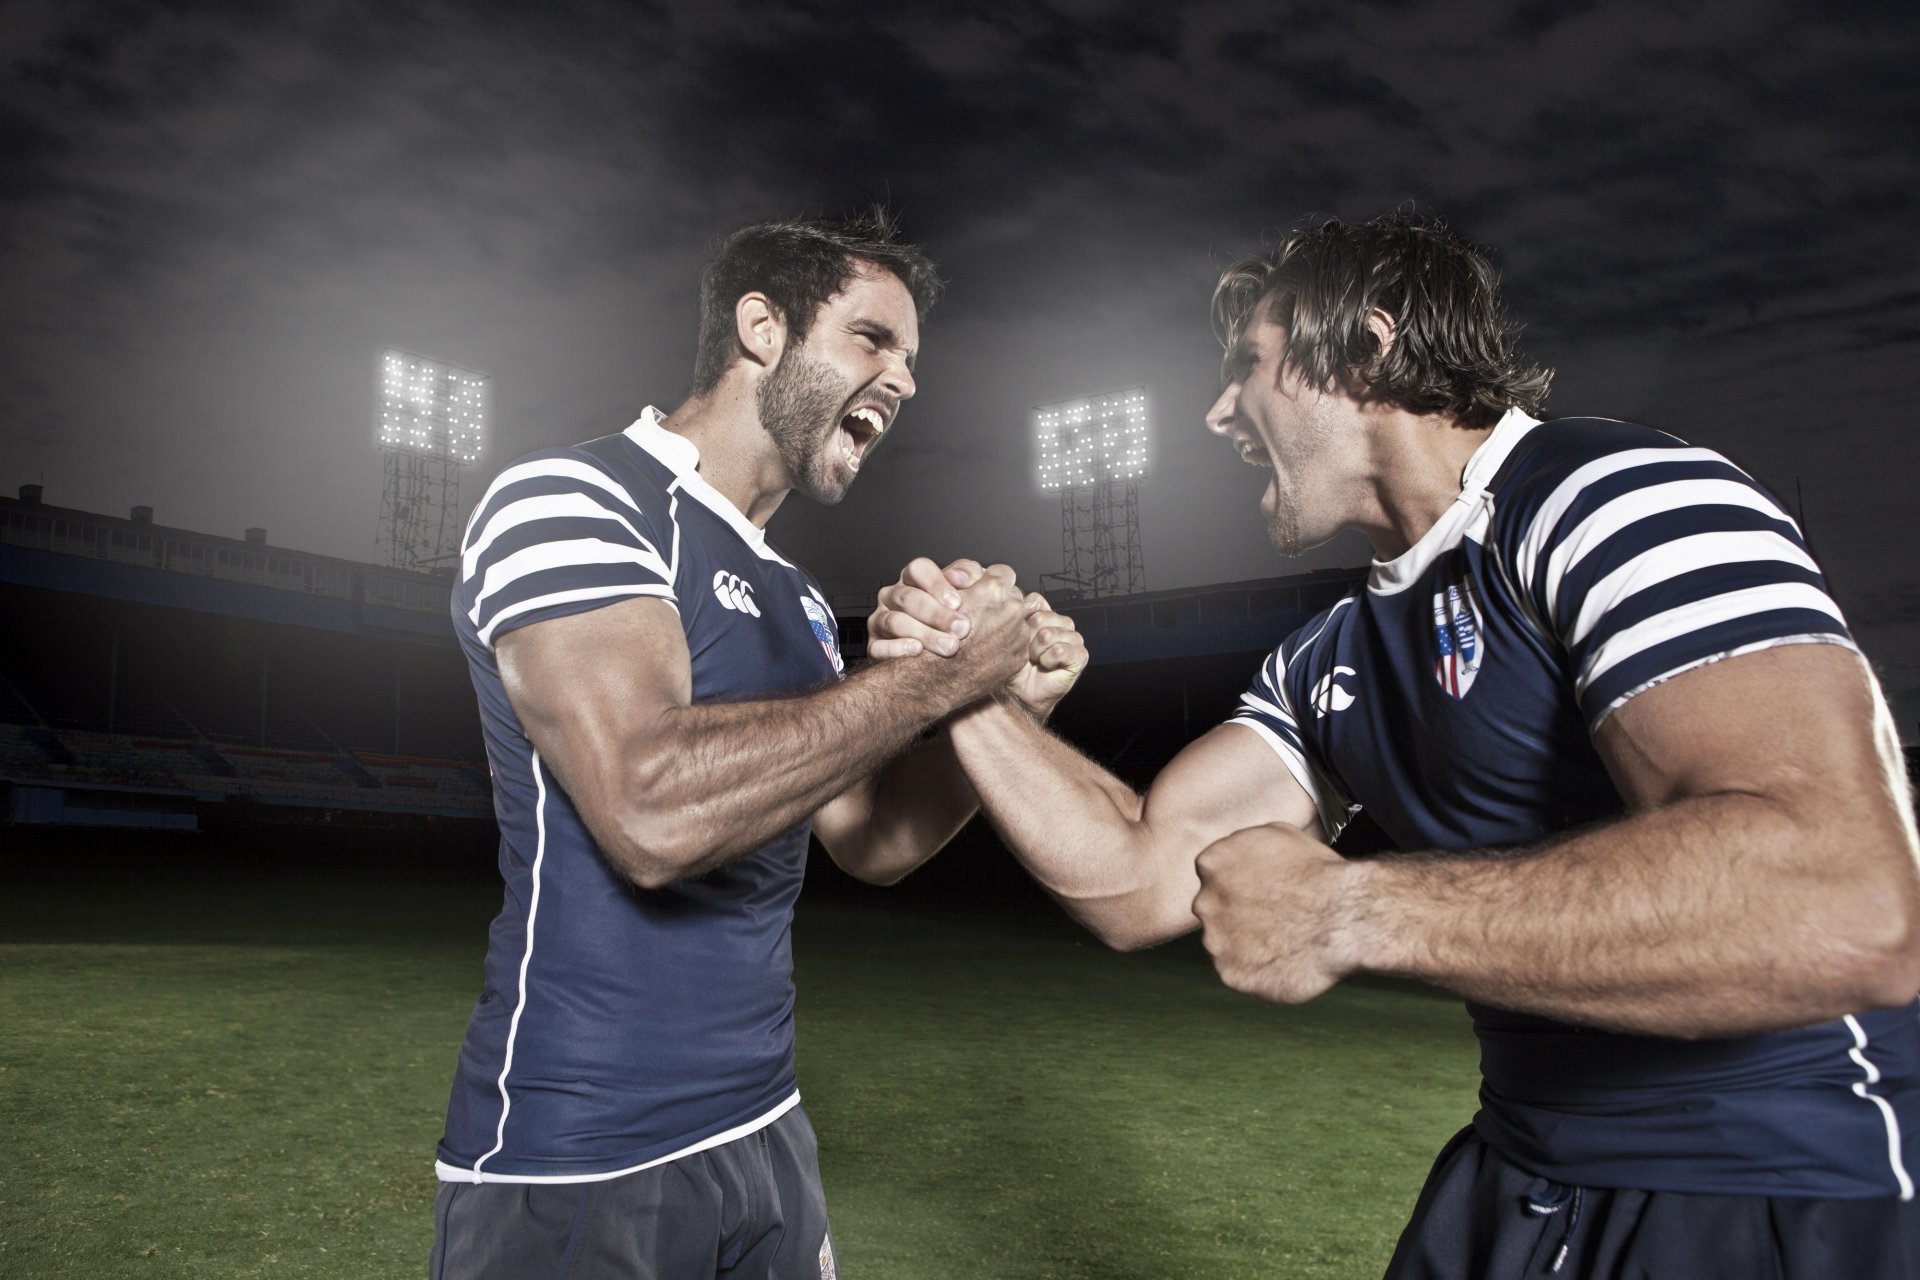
[837,404,890,474]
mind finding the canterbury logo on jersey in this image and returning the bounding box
[713,571,761,617]
[1312,665,1357,718]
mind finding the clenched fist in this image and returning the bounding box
[1193,822,1364,1005]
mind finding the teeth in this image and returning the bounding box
[850,407,884,435]
[1238,441,1272,467]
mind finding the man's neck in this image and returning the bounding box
[1358,406,1497,561]
[660,386,791,528]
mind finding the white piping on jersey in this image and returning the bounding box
[471,748,556,1181]
[1509,444,1725,617]
[478,583,676,648]
[1223,715,1354,844]
[665,486,683,585]
[1369,408,1540,597]
[1238,689,1290,723]
[1230,595,1359,843]
[469,537,674,626]
[623,408,799,570]
[1544,478,1793,633]
[1578,582,1847,694]
[1290,594,1356,657]
[1843,1013,1914,1200]
[438,1091,802,1185]
[463,490,663,584]
[1567,529,1821,650]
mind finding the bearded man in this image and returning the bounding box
[430,213,1077,1279]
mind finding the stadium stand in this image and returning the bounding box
[1,484,1384,841]
[0,488,489,830]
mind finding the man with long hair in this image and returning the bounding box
[431,212,1077,1278]
[878,212,1920,1276]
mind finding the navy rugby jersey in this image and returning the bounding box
[436,407,846,1184]
[1230,409,1919,1198]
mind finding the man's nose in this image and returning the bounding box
[880,358,916,403]
[1204,385,1238,437]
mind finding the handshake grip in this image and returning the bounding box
[930,567,1033,703]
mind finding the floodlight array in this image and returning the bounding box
[379,349,487,464]
[1034,388,1149,491]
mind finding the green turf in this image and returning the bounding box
[0,840,1479,1278]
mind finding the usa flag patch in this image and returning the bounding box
[1431,572,1484,699]
[800,592,844,675]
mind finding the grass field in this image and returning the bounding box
[0,831,1479,1279]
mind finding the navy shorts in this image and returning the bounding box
[1386,1125,1920,1279]
[430,1104,837,1280]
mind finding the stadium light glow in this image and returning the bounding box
[378,348,488,464]
[1033,387,1149,491]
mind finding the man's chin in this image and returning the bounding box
[798,470,852,506]
[1265,518,1331,560]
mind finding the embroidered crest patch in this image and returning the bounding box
[800,592,844,675]
[1431,571,1484,699]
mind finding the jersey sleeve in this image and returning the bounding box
[457,452,677,650]
[1225,641,1357,843]
[1503,436,1854,729]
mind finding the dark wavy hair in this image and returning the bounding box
[1211,212,1552,428]
[690,209,943,397]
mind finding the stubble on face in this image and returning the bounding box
[1261,388,1345,559]
[756,343,851,505]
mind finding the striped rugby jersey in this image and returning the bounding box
[436,408,844,1184]
[1229,409,1920,1197]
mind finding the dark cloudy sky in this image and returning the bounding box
[3,0,1917,733]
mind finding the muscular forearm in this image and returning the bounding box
[1348,792,1920,1037]
[949,696,1196,948]
[600,655,991,886]
[822,724,979,885]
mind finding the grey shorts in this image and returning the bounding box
[430,1104,838,1280]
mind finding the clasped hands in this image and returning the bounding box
[867,556,1088,720]
[869,556,1359,1008]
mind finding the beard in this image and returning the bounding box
[1261,394,1344,558]
[757,345,852,505]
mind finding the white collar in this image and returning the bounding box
[1368,407,1542,594]
[1459,405,1543,497]
[620,406,784,560]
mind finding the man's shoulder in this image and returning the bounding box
[468,432,674,532]
[1492,416,1697,492]
[500,430,665,495]
[1274,589,1365,672]
[1484,415,1764,554]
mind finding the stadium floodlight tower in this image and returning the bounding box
[1035,386,1147,599]
[374,348,488,572]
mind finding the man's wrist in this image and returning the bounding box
[992,686,1048,725]
[1330,856,1383,979]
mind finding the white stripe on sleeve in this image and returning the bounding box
[1510,446,1733,603]
[1545,478,1791,631]
[469,537,674,624]
[1567,529,1820,650]
[463,491,660,583]
[1578,581,1848,693]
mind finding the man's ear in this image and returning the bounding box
[734,292,787,372]
[1365,307,1397,359]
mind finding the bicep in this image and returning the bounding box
[811,775,876,854]
[1141,722,1327,856]
[496,596,691,809]
[1594,640,1895,816]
